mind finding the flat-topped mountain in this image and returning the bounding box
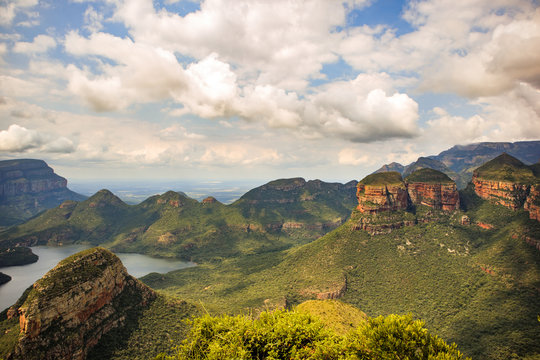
[0,159,85,226]
[472,153,540,220]
[2,247,156,360]
[356,169,459,215]
[354,169,460,234]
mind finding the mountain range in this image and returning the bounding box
[375,140,540,188]
[0,142,540,359]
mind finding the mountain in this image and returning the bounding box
[471,153,540,220]
[0,159,86,226]
[0,178,358,261]
[0,248,155,360]
[143,167,540,359]
[374,140,540,189]
[0,247,197,360]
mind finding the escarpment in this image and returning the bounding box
[0,159,85,226]
[472,153,540,221]
[5,247,155,360]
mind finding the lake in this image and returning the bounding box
[0,245,195,312]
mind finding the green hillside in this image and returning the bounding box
[142,191,540,359]
[0,179,357,261]
[358,171,403,186]
[405,168,454,183]
[473,153,539,184]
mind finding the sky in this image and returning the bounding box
[0,0,539,184]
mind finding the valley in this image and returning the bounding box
[0,145,539,359]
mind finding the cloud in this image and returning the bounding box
[0,0,38,26]
[84,6,104,33]
[0,124,74,153]
[338,148,371,166]
[13,34,56,54]
[199,144,282,166]
[110,0,371,90]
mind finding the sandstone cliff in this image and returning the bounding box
[354,170,460,234]
[5,247,155,360]
[0,159,85,226]
[356,172,409,214]
[524,185,540,221]
[405,168,460,211]
[471,154,540,220]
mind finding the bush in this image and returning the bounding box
[156,309,468,360]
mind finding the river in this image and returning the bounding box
[0,245,195,312]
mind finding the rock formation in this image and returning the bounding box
[0,159,85,226]
[405,168,460,211]
[354,169,460,234]
[357,169,460,214]
[356,172,409,214]
[202,196,218,204]
[524,185,540,221]
[6,247,155,360]
[471,154,540,220]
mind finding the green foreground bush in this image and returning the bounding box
[156,309,468,360]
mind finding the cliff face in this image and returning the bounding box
[0,160,66,197]
[354,170,460,235]
[356,183,409,214]
[7,247,155,360]
[472,176,529,210]
[471,154,540,220]
[0,159,85,226]
[357,169,460,214]
[407,182,460,211]
[524,185,540,221]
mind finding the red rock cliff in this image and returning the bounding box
[472,175,529,210]
[524,185,540,221]
[356,183,409,214]
[407,182,460,211]
[8,247,155,360]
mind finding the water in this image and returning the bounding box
[0,245,195,312]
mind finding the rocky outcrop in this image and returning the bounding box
[472,177,529,210]
[471,154,539,220]
[405,169,460,211]
[6,247,155,360]
[357,169,460,214]
[0,159,85,226]
[524,185,540,221]
[354,170,460,234]
[356,172,409,214]
[202,196,218,204]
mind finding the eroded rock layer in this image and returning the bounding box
[7,247,155,360]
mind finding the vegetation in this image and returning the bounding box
[143,190,540,359]
[0,246,38,267]
[405,168,454,184]
[358,172,403,186]
[88,295,198,360]
[473,153,539,184]
[0,272,11,286]
[296,300,367,335]
[156,308,467,360]
[0,179,357,262]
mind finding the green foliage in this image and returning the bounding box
[296,300,367,335]
[474,153,538,184]
[359,172,403,186]
[88,296,198,360]
[405,168,454,184]
[1,179,357,262]
[157,310,466,360]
